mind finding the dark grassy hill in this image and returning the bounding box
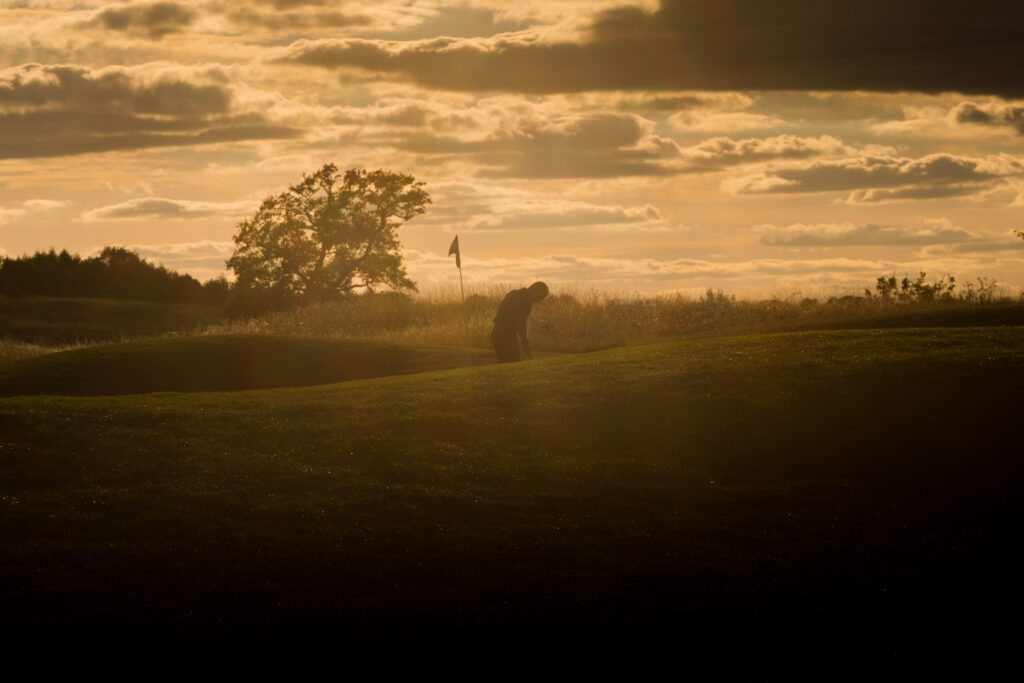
[0,334,496,396]
[0,295,223,344]
[1,327,1022,665]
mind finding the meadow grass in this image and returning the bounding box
[0,337,67,364]
[1,327,1021,660]
[0,295,223,346]
[5,287,1021,364]
[201,285,1024,352]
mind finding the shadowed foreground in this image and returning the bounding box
[1,328,1021,667]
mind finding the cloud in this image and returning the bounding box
[671,111,784,132]
[274,0,1024,96]
[400,112,652,154]
[952,101,1024,135]
[22,199,69,210]
[0,63,302,159]
[103,239,235,279]
[678,135,869,171]
[0,207,26,225]
[918,232,1024,256]
[0,63,229,114]
[759,221,978,247]
[379,3,536,40]
[846,185,997,203]
[213,2,373,31]
[614,91,754,113]
[468,202,663,231]
[724,153,1024,201]
[379,101,869,178]
[417,181,666,232]
[0,198,70,224]
[81,196,255,221]
[81,2,198,39]
[871,99,1024,138]
[393,111,682,178]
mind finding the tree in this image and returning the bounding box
[226,164,430,309]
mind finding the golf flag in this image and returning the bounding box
[448,235,461,269]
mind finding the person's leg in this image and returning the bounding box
[491,327,520,362]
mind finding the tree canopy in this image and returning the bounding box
[227,164,430,311]
[0,246,228,305]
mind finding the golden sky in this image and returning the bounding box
[2,0,1023,295]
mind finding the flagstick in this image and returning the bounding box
[449,234,469,352]
[458,260,465,305]
[458,262,468,351]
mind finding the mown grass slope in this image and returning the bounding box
[1,327,1022,663]
[0,335,497,396]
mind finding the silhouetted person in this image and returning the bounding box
[491,281,549,362]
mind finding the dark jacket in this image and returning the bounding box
[493,288,534,341]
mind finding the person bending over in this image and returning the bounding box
[491,281,548,362]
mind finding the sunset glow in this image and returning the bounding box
[2,0,1022,294]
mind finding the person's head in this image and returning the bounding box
[528,281,549,302]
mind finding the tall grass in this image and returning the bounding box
[200,284,1024,353]
[0,338,62,364]
[6,277,1019,359]
[0,295,223,345]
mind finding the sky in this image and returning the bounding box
[2,0,1023,296]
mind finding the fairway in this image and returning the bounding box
[1,327,1022,663]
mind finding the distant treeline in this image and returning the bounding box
[0,247,229,306]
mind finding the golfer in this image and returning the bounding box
[491,281,549,362]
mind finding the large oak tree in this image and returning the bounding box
[227,164,430,309]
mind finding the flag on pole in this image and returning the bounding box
[448,235,461,269]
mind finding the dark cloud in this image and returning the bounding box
[255,0,331,7]
[381,109,857,178]
[953,101,1024,134]
[625,94,733,112]
[760,222,977,247]
[0,64,301,159]
[0,64,230,115]
[727,153,1024,199]
[679,135,852,171]
[392,113,679,178]
[276,0,1024,96]
[83,198,252,221]
[219,4,372,30]
[85,2,197,39]
[473,154,672,179]
[400,114,649,154]
[919,238,1024,255]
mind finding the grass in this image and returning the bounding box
[1,327,1022,663]
[4,288,1022,364]
[202,286,1024,352]
[0,295,223,346]
[0,337,69,364]
[0,335,499,396]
